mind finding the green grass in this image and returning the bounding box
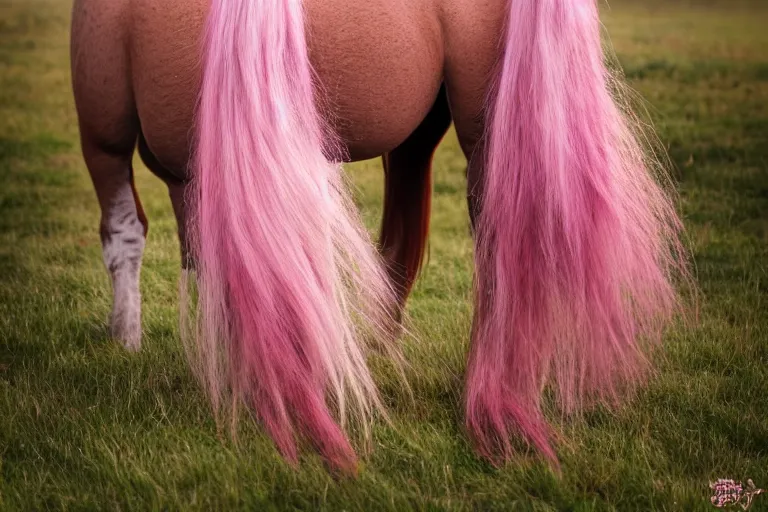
[1,0,767,510]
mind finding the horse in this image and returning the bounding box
[70,0,686,473]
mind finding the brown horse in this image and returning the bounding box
[71,0,685,472]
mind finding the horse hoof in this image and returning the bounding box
[110,314,142,351]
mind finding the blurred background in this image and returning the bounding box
[0,0,766,510]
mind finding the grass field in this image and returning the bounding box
[1,0,767,510]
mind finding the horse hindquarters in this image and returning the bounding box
[71,0,148,350]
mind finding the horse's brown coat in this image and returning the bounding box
[70,0,506,347]
[73,0,506,174]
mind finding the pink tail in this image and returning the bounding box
[466,0,687,464]
[190,0,397,473]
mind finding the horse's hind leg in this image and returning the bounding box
[137,134,191,269]
[136,134,194,343]
[72,2,147,350]
[79,143,147,351]
[380,85,452,308]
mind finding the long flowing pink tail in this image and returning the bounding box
[466,0,687,464]
[189,0,397,473]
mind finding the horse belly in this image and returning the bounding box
[130,0,444,176]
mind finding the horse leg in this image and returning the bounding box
[379,85,452,309]
[441,65,495,231]
[137,133,191,269]
[447,110,485,231]
[136,134,196,350]
[79,142,147,351]
[72,3,147,350]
